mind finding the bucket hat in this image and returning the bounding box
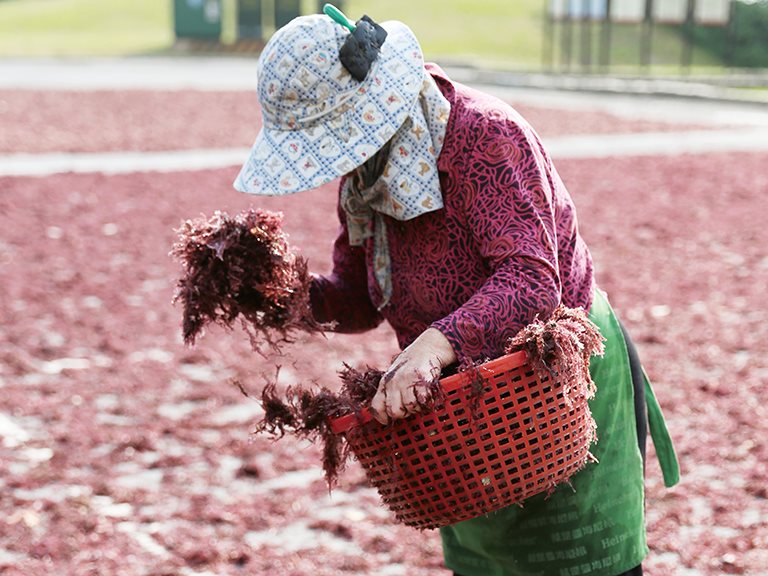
[233,13,426,195]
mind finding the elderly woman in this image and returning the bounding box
[233,7,678,576]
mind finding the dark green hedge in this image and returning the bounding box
[688,0,768,68]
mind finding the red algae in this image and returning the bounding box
[506,305,605,403]
[171,209,325,352]
[254,363,446,487]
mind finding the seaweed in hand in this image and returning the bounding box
[254,363,443,487]
[337,363,384,407]
[262,384,350,489]
[171,209,326,351]
[505,305,605,403]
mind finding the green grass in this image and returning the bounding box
[0,0,725,71]
[345,1,723,70]
[0,0,173,57]
[344,0,547,69]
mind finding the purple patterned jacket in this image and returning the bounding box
[310,64,594,361]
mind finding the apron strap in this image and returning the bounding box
[643,368,680,487]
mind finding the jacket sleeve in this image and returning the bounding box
[309,190,384,333]
[430,116,563,361]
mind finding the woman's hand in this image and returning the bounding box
[371,328,457,424]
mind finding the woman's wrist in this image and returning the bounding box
[411,327,457,370]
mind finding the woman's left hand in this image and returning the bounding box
[371,328,457,424]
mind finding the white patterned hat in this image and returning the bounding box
[233,14,426,195]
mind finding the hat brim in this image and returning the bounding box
[233,20,425,196]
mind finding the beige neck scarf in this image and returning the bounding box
[340,72,451,309]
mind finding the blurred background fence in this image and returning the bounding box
[0,0,766,75]
[544,0,768,71]
[172,0,768,72]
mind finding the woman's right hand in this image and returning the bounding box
[371,327,456,424]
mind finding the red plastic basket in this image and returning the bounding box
[329,351,596,530]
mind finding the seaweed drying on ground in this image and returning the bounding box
[254,363,443,487]
[505,305,605,404]
[170,209,326,352]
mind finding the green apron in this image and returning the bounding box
[441,289,679,576]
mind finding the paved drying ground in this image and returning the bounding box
[1,61,767,576]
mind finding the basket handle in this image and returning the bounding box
[328,351,528,434]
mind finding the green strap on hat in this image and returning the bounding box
[323,3,356,32]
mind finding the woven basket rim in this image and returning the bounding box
[328,350,529,434]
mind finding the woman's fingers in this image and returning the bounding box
[386,378,419,420]
[370,386,388,424]
[384,387,407,421]
[371,375,414,424]
[371,359,403,424]
[371,365,427,424]
[370,328,456,426]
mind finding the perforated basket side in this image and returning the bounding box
[342,355,596,529]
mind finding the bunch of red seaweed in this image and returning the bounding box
[254,365,383,487]
[505,304,605,404]
[171,209,325,351]
[255,364,444,487]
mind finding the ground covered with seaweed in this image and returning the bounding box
[1,86,767,576]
